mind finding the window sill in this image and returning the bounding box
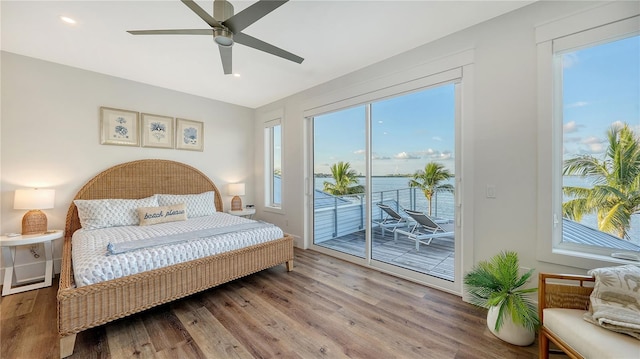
[542,247,640,270]
[262,206,285,215]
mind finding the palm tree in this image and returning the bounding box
[408,162,454,216]
[323,161,364,196]
[563,123,640,239]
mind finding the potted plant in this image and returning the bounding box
[463,251,540,346]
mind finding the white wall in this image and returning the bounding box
[1,52,255,282]
[255,1,612,277]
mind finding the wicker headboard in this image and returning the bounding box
[64,159,223,239]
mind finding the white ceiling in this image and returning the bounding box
[2,1,534,108]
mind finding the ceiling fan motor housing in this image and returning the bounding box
[214,0,234,21]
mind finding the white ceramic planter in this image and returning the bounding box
[486,306,535,346]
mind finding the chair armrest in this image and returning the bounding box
[538,273,594,323]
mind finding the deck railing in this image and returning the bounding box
[314,187,454,243]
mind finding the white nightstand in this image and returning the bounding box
[228,208,256,219]
[1,230,63,296]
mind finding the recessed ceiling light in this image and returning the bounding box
[233,73,241,77]
[60,16,76,25]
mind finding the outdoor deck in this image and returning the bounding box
[316,228,455,281]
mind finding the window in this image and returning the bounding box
[264,118,282,210]
[537,4,640,265]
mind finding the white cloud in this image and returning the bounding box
[354,149,365,155]
[565,101,589,109]
[432,136,442,141]
[372,154,391,160]
[563,121,581,133]
[582,136,605,154]
[563,136,581,143]
[394,152,420,160]
[588,143,605,153]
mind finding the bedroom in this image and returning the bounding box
[2,0,639,358]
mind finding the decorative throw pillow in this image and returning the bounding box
[138,203,187,226]
[156,191,216,218]
[584,264,640,339]
[74,195,159,230]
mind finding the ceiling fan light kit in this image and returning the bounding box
[128,0,303,75]
[213,28,234,47]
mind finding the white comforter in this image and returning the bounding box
[72,213,284,287]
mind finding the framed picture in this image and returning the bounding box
[175,118,204,151]
[100,107,140,146]
[141,113,174,149]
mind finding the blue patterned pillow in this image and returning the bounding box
[75,195,159,230]
[156,191,216,218]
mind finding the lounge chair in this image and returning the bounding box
[373,203,412,235]
[394,209,454,251]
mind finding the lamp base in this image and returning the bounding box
[231,196,243,211]
[22,210,48,234]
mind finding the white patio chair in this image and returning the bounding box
[394,209,454,251]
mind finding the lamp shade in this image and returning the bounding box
[227,183,245,196]
[14,189,55,210]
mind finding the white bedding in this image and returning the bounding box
[72,213,284,287]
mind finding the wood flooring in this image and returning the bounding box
[1,248,560,359]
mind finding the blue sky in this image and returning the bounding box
[314,84,456,176]
[562,35,639,158]
[313,34,639,177]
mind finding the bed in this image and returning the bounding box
[57,159,294,358]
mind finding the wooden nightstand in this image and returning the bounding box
[228,208,256,219]
[1,230,63,296]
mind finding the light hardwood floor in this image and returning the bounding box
[1,248,561,358]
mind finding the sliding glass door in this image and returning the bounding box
[312,106,367,258]
[309,78,459,286]
[370,84,456,280]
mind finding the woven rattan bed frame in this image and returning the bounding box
[57,159,294,358]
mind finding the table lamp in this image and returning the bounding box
[14,188,55,234]
[228,183,245,211]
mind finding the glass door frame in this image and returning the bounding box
[304,57,475,295]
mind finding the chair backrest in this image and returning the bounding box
[403,209,442,233]
[376,203,403,221]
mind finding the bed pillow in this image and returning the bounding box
[74,195,159,230]
[137,203,187,226]
[156,191,216,218]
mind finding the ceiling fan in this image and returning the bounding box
[127,0,304,75]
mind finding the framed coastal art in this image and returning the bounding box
[100,107,140,146]
[175,118,204,151]
[141,113,174,149]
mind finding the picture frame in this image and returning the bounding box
[100,107,140,146]
[141,113,174,149]
[175,118,204,151]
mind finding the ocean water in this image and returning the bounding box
[315,176,639,245]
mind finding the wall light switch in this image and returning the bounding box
[486,185,496,199]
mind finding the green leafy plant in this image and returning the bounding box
[408,162,454,216]
[463,251,540,332]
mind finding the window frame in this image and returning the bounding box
[536,2,640,268]
[263,113,284,213]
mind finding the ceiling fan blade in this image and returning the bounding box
[127,29,214,35]
[181,0,222,28]
[223,0,288,33]
[234,32,303,64]
[219,46,233,75]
